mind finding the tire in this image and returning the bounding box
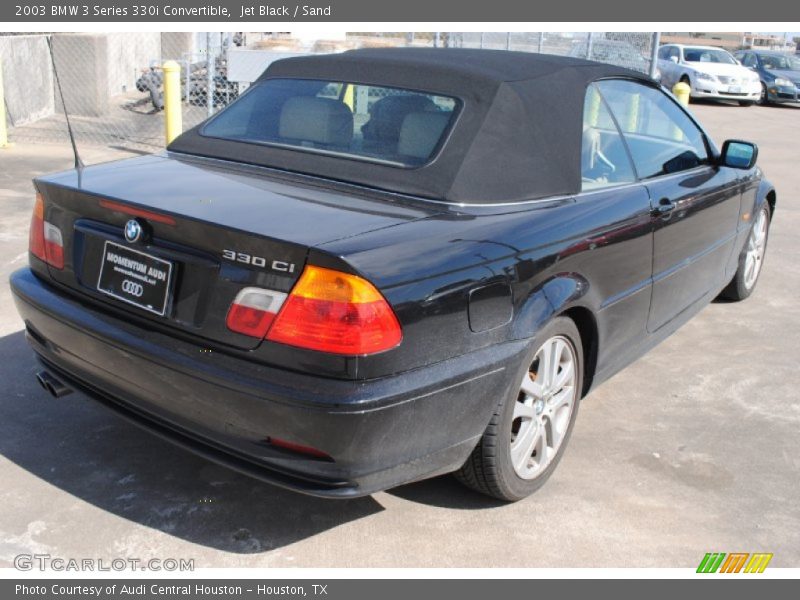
[757,82,770,106]
[455,317,584,501]
[739,100,755,107]
[720,204,771,301]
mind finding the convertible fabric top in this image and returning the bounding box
[168,48,654,204]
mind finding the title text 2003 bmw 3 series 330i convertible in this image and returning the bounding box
[10,49,776,501]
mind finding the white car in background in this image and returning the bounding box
[658,44,761,106]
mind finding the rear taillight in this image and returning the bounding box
[98,199,177,226]
[225,287,287,338]
[29,193,64,270]
[266,265,402,355]
[29,194,46,262]
[43,222,64,269]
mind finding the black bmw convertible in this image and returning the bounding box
[10,49,775,501]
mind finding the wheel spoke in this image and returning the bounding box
[551,339,566,385]
[510,420,540,472]
[520,373,544,399]
[540,339,562,390]
[744,253,756,284]
[547,389,572,449]
[553,359,574,392]
[513,398,535,421]
[549,387,573,412]
[537,343,554,389]
[531,428,549,471]
[540,418,557,462]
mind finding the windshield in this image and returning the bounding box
[683,47,737,64]
[760,54,800,71]
[201,78,459,168]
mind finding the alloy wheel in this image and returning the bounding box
[510,335,578,480]
[743,208,768,290]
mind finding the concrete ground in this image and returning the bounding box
[0,101,798,569]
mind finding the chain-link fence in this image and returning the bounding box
[348,32,658,75]
[1,32,659,154]
[1,32,241,151]
[455,32,657,75]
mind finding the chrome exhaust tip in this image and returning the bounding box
[35,370,73,398]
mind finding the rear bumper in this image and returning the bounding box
[10,268,525,498]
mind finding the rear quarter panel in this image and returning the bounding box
[321,185,655,382]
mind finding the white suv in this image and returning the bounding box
[658,44,761,106]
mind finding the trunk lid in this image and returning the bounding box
[36,153,441,350]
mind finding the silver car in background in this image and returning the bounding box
[658,44,761,106]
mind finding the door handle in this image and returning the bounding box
[654,198,676,216]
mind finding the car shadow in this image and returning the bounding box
[689,98,744,108]
[0,329,383,554]
[388,476,508,509]
[689,98,800,110]
[761,102,800,110]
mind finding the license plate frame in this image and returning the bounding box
[96,241,174,317]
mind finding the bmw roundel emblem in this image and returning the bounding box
[124,219,143,243]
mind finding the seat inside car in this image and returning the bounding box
[396,111,451,163]
[361,94,437,151]
[581,126,617,183]
[278,96,354,150]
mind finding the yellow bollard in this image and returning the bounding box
[672,81,691,107]
[626,93,639,132]
[0,60,9,148]
[586,86,601,127]
[162,60,182,145]
[342,84,354,112]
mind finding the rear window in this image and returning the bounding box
[201,78,460,168]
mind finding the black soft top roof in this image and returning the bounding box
[260,47,613,88]
[169,48,654,204]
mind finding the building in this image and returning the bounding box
[661,32,796,52]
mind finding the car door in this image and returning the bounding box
[580,84,654,369]
[596,79,741,333]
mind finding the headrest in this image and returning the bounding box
[397,111,451,160]
[362,94,437,142]
[278,96,353,147]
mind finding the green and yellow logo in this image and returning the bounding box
[697,552,773,573]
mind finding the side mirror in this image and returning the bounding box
[720,140,758,169]
[669,56,679,64]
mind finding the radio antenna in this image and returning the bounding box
[46,36,83,170]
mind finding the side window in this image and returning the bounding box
[668,47,680,62]
[657,46,670,60]
[597,80,710,179]
[743,53,757,68]
[581,85,636,190]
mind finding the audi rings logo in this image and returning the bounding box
[122,279,144,297]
